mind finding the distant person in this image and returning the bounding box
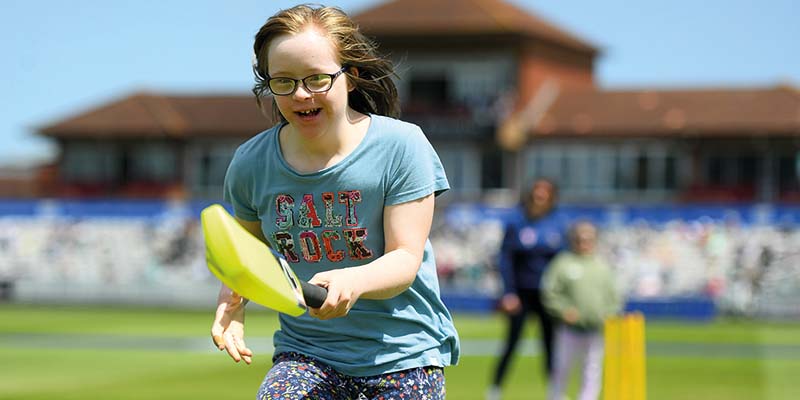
[209,4,459,399]
[543,221,622,400]
[488,178,567,399]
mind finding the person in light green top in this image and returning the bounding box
[542,221,622,400]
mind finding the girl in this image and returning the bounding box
[210,5,459,399]
[543,221,621,400]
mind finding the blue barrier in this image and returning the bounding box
[442,203,800,228]
[56,200,168,218]
[1,199,798,227]
[442,292,717,320]
[0,200,39,216]
[441,293,498,312]
[624,296,717,321]
[0,199,230,219]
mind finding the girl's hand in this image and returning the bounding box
[210,284,253,364]
[563,307,580,324]
[307,268,364,320]
[499,293,522,315]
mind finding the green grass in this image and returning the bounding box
[1,303,799,399]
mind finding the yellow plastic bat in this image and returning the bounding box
[201,204,327,316]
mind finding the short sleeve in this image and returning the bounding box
[384,126,449,206]
[222,148,259,221]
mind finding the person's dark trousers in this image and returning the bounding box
[491,288,554,386]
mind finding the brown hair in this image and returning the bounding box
[252,4,400,120]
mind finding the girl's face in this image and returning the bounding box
[267,27,351,139]
[572,223,597,255]
[527,180,555,217]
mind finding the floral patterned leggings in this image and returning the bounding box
[257,352,446,400]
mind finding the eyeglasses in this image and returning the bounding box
[267,67,347,96]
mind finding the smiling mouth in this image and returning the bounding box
[296,108,322,117]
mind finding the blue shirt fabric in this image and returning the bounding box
[498,207,569,294]
[223,115,460,377]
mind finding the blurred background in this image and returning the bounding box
[1,0,799,399]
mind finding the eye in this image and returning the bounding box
[268,78,296,94]
[307,74,329,83]
[305,75,332,90]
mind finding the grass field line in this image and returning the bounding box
[3,333,800,359]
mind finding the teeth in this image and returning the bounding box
[298,109,317,116]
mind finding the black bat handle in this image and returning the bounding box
[300,281,328,308]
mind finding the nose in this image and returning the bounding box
[292,83,313,100]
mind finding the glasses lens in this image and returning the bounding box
[304,74,333,92]
[269,78,296,95]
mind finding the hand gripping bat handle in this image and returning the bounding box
[300,281,328,308]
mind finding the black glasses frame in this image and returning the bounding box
[267,67,347,96]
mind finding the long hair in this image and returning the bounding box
[252,5,400,120]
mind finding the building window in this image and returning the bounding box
[706,156,725,185]
[665,155,677,190]
[62,142,117,183]
[399,56,513,109]
[188,142,241,199]
[524,143,679,201]
[636,154,649,190]
[481,146,504,189]
[129,143,177,183]
[614,152,636,190]
[539,150,562,182]
[778,154,799,194]
[704,154,759,187]
[409,76,449,106]
[437,145,481,196]
[198,153,230,189]
[738,155,757,185]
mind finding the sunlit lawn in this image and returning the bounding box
[1,304,798,399]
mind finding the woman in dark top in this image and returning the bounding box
[488,178,568,400]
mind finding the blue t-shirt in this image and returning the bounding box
[498,207,569,293]
[223,115,460,376]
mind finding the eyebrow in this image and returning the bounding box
[267,68,331,78]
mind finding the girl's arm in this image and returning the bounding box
[308,193,434,319]
[209,216,264,364]
[541,255,572,321]
[235,217,268,243]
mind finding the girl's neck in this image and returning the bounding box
[281,110,369,173]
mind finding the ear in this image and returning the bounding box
[347,66,359,92]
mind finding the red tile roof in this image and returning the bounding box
[353,0,597,53]
[39,86,800,142]
[39,92,275,139]
[533,85,800,137]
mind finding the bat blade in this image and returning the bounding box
[201,204,308,316]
